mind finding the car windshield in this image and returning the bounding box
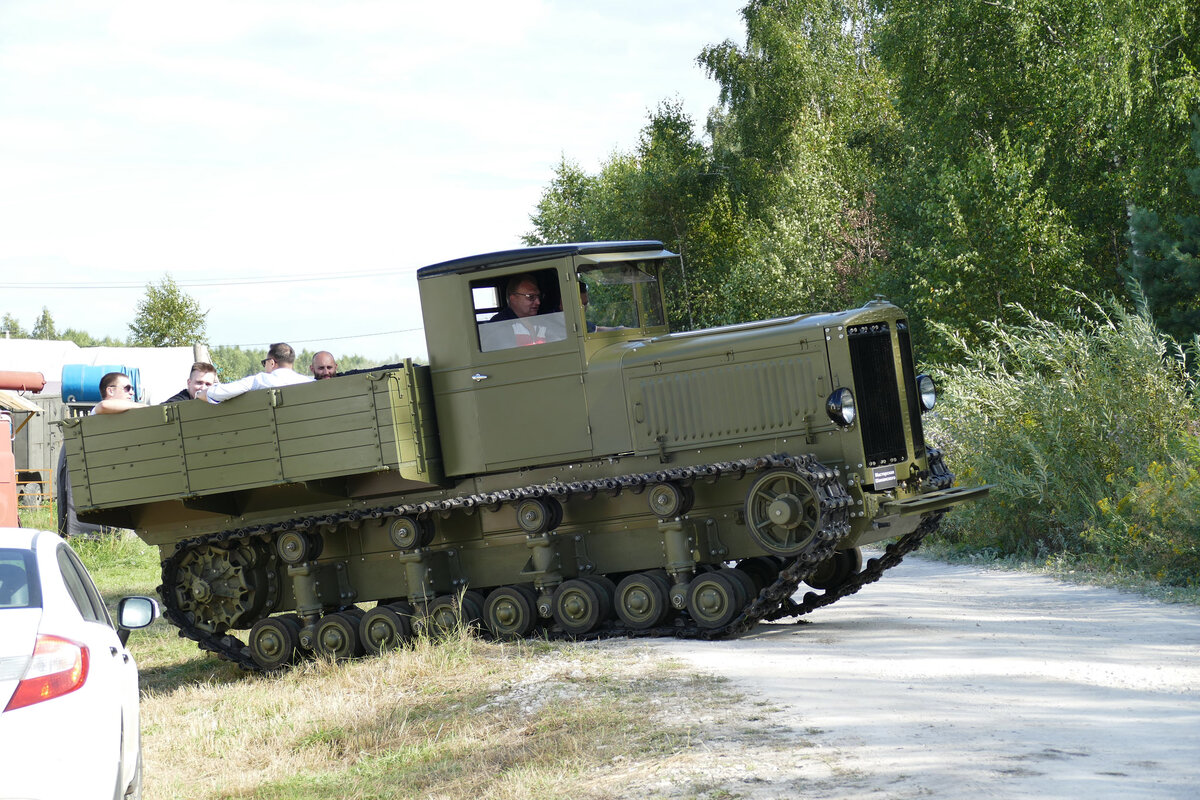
[0,549,39,609]
[578,260,666,330]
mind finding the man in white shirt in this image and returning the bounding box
[199,342,313,404]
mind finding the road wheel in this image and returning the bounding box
[484,585,538,639]
[552,578,604,635]
[248,616,301,670]
[806,547,863,591]
[686,571,741,629]
[615,572,670,629]
[719,566,756,608]
[314,612,363,660]
[360,603,414,654]
[737,556,781,593]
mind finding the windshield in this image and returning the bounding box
[577,260,666,331]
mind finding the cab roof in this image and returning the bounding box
[416,240,669,280]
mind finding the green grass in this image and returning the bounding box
[15,504,56,532]
[55,521,763,800]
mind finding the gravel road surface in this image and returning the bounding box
[623,554,1200,799]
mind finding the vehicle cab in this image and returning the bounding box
[416,241,674,476]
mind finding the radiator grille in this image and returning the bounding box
[847,323,907,465]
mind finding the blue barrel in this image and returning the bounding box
[61,365,143,403]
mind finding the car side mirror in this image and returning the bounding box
[116,595,160,646]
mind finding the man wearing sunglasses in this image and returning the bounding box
[55,371,144,536]
[91,371,147,415]
[199,342,312,404]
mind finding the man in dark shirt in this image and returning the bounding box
[489,274,541,321]
[162,362,218,404]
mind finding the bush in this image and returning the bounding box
[927,293,1199,574]
[1083,453,1200,587]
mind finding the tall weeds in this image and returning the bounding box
[926,293,1200,584]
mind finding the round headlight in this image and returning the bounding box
[826,387,856,427]
[916,374,936,411]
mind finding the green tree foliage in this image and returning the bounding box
[208,345,267,381]
[520,1,1200,580]
[699,0,893,214]
[875,0,1200,357]
[525,157,598,244]
[526,0,896,328]
[1,312,128,347]
[527,100,753,329]
[2,313,28,338]
[879,136,1092,355]
[30,307,57,340]
[209,345,392,382]
[128,275,208,347]
[1125,116,1200,343]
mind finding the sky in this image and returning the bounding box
[0,1,748,362]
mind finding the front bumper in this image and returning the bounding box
[881,483,993,517]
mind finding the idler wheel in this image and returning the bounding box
[484,585,538,639]
[743,469,821,557]
[388,516,435,550]
[248,615,301,671]
[647,482,694,519]
[552,578,604,635]
[615,572,670,629]
[686,571,741,629]
[360,602,415,654]
[806,547,863,591]
[314,612,364,660]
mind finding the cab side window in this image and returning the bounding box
[472,269,568,353]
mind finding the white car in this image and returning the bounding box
[0,528,159,800]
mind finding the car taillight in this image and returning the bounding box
[4,635,89,712]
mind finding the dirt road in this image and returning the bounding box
[622,554,1200,799]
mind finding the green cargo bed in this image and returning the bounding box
[62,362,443,513]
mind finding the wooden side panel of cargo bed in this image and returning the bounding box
[63,363,444,512]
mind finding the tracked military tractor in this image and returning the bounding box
[62,241,988,670]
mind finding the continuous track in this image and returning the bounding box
[158,451,953,671]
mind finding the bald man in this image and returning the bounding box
[310,351,337,380]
